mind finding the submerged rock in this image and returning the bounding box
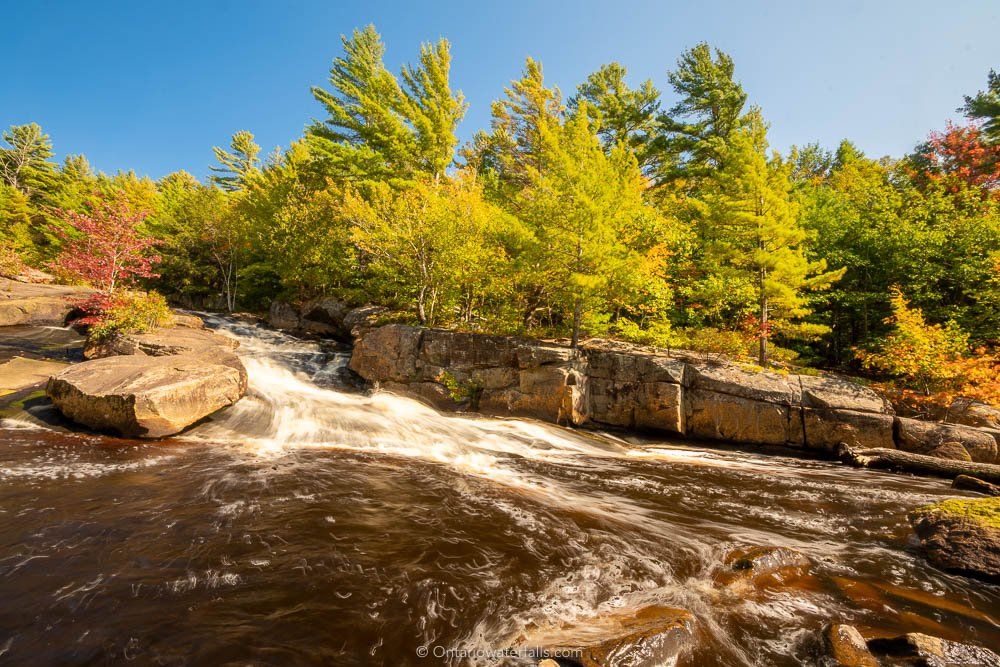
[909,497,1000,583]
[715,545,810,590]
[867,632,1000,666]
[46,353,246,438]
[819,624,877,667]
[517,605,695,667]
[952,474,1000,496]
[0,357,69,395]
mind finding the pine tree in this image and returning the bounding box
[962,69,1000,144]
[309,25,466,183]
[466,58,564,193]
[705,112,843,365]
[569,63,661,172]
[657,44,748,185]
[210,130,261,192]
[0,123,56,198]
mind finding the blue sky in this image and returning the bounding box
[3,0,998,180]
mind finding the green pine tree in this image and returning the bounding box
[210,130,261,192]
[705,112,843,365]
[309,25,466,183]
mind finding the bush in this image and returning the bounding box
[613,319,677,349]
[83,291,173,342]
[0,241,26,278]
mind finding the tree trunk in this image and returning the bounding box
[837,444,1000,483]
[758,277,768,367]
[570,296,582,352]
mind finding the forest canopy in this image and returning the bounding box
[2,27,998,388]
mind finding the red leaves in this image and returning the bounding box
[49,194,161,296]
[916,121,1000,193]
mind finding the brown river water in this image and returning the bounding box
[0,318,997,665]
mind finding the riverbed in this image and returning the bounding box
[0,319,996,665]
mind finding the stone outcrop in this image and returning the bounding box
[347,324,999,465]
[268,297,371,342]
[909,497,1000,583]
[47,354,245,438]
[47,320,247,438]
[0,277,92,327]
[516,605,695,667]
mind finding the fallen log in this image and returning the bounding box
[836,445,1000,483]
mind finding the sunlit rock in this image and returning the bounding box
[896,417,998,464]
[819,624,877,667]
[867,632,1000,666]
[47,353,246,438]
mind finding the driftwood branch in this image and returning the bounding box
[836,445,1000,483]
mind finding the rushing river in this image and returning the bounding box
[0,318,997,665]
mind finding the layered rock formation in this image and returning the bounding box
[346,324,1000,464]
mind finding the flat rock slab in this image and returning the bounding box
[0,357,69,395]
[47,353,245,438]
[0,278,91,326]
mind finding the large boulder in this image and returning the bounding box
[267,300,300,330]
[46,354,246,438]
[349,324,423,383]
[909,497,1000,583]
[516,605,695,667]
[299,297,350,339]
[896,417,998,464]
[687,361,801,405]
[798,375,892,414]
[946,397,1000,429]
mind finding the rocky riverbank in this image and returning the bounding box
[264,296,1000,467]
[1,276,247,437]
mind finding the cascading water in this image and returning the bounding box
[0,316,997,665]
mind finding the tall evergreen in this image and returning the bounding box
[210,130,261,192]
[657,44,748,185]
[569,63,661,172]
[705,112,843,365]
[309,25,466,183]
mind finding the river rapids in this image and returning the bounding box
[0,317,997,665]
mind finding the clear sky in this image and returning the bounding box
[3,0,998,180]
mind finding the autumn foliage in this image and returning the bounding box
[857,288,1000,413]
[914,122,1000,193]
[50,194,160,296]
